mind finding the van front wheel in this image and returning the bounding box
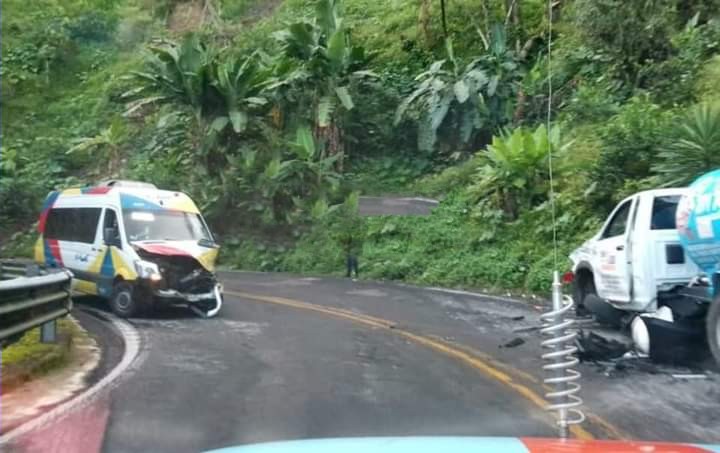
[110,282,139,318]
[707,298,720,366]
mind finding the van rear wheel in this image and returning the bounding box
[110,282,139,318]
[707,297,720,366]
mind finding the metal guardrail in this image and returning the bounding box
[0,261,28,280]
[0,261,73,346]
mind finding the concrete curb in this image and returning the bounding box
[0,309,142,445]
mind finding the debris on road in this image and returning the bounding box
[576,330,630,362]
[500,337,525,348]
[512,325,541,334]
[671,374,708,380]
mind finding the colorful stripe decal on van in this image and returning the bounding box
[83,186,112,195]
[38,191,60,233]
[120,193,164,211]
[43,239,64,267]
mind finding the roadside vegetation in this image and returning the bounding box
[1,319,78,389]
[2,0,720,294]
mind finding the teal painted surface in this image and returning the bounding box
[207,437,528,453]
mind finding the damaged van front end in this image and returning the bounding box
[133,241,223,318]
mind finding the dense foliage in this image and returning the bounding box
[3,0,720,294]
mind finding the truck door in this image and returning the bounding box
[595,197,636,303]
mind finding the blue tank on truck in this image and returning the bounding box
[676,169,720,364]
[677,169,720,293]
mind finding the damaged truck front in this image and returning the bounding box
[568,169,720,366]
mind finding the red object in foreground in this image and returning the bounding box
[521,438,715,453]
[562,271,575,285]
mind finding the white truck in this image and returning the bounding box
[569,179,720,366]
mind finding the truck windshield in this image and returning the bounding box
[651,195,681,230]
[123,210,212,242]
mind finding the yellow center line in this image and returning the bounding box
[226,290,626,441]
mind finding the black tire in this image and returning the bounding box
[573,272,596,317]
[110,281,140,318]
[707,297,720,367]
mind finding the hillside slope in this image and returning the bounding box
[2,0,720,293]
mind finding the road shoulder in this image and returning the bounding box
[1,316,100,433]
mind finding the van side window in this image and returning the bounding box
[602,200,632,239]
[103,209,121,248]
[651,195,681,230]
[45,208,101,243]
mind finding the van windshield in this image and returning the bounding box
[123,210,212,242]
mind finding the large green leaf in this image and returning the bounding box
[210,116,230,132]
[316,0,338,36]
[327,22,347,69]
[245,97,268,106]
[430,91,454,131]
[335,86,354,110]
[453,80,469,103]
[229,110,248,133]
[394,79,432,125]
[295,126,316,160]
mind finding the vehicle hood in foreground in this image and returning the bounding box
[133,240,219,272]
[206,437,720,453]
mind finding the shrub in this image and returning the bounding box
[653,102,720,187]
[589,97,673,210]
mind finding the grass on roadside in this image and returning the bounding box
[1,318,78,389]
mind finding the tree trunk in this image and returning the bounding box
[513,0,520,52]
[440,0,448,39]
[501,188,518,220]
[314,120,344,172]
[505,0,521,52]
[418,0,433,46]
[513,89,526,124]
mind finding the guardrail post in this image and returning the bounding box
[40,320,58,344]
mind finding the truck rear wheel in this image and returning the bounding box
[707,298,720,366]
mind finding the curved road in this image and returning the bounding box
[6,272,719,452]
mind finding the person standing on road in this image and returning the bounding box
[332,197,366,280]
[341,233,362,278]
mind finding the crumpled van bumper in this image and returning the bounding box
[154,283,223,317]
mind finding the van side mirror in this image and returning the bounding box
[104,227,120,247]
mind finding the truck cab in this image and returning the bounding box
[570,188,701,313]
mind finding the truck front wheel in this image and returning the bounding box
[573,271,596,317]
[707,298,720,366]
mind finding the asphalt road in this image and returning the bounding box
[5,272,719,452]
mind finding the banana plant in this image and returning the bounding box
[211,53,269,134]
[395,25,523,154]
[471,124,566,219]
[271,0,374,165]
[123,34,215,120]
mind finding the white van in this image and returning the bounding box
[34,180,222,318]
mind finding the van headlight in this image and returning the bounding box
[134,260,162,282]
